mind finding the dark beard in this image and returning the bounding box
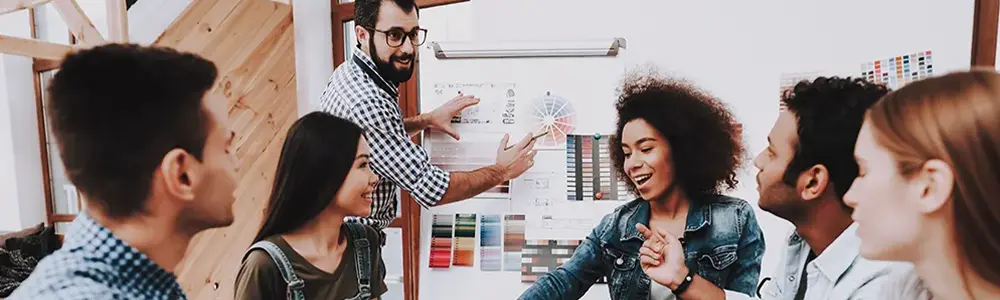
[759,182,805,223]
[370,37,414,83]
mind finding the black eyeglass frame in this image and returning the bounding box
[364,26,428,48]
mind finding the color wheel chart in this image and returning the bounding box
[566,134,632,201]
[529,92,576,147]
[429,214,454,268]
[861,50,933,90]
[452,213,477,266]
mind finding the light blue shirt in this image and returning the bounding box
[726,223,901,300]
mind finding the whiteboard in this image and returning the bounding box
[416,39,629,300]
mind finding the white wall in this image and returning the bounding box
[413,0,975,298]
[0,10,45,232]
[0,0,192,232]
[292,0,334,116]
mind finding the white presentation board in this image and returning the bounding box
[416,39,630,300]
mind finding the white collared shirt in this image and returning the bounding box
[725,223,902,300]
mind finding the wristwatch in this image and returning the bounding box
[673,268,695,295]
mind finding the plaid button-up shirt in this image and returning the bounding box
[8,213,186,300]
[318,48,450,231]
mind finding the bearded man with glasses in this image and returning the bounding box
[318,0,538,252]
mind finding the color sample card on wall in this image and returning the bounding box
[860,50,933,90]
[426,132,511,198]
[503,214,526,271]
[520,239,581,282]
[480,214,502,271]
[452,213,477,267]
[566,134,633,201]
[429,214,454,268]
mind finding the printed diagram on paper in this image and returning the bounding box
[430,82,517,126]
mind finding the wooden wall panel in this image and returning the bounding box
[151,0,297,298]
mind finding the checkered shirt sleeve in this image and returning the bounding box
[318,53,450,229]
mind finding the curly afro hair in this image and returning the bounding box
[609,69,745,198]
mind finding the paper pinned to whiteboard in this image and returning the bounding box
[428,82,517,126]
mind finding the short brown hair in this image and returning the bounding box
[47,44,218,218]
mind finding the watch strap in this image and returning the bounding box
[673,268,695,295]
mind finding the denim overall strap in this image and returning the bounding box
[245,241,306,300]
[343,223,372,300]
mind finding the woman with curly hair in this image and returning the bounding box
[519,70,764,300]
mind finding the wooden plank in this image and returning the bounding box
[0,0,52,15]
[105,0,128,42]
[0,34,76,60]
[33,58,60,72]
[52,0,105,45]
[972,0,999,66]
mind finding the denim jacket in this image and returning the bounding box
[519,194,766,300]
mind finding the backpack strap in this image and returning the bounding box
[344,223,372,300]
[244,241,306,300]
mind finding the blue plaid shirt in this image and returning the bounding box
[7,213,186,300]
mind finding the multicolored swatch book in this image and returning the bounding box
[566,134,632,201]
[503,214,526,271]
[480,215,503,271]
[429,214,454,268]
[452,213,477,266]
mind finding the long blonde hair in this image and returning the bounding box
[866,69,1000,290]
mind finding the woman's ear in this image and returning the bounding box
[913,159,954,214]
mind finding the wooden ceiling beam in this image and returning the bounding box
[52,0,105,45]
[106,0,128,42]
[0,33,77,60]
[0,0,53,15]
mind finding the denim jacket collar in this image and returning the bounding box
[619,194,713,243]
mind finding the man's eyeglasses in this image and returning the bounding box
[365,27,428,48]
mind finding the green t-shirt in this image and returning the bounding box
[234,225,387,299]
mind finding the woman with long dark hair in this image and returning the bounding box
[234,111,384,300]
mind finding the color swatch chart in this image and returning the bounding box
[426,132,511,198]
[514,240,581,283]
[428,214,528,270]
[429,214,454,268]
[566,134,632,201]
[452,214,477,266]
[861,50,933,90]
[480,215,502,271]
[503,215,526,271]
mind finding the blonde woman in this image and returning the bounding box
[845,69,1000,300]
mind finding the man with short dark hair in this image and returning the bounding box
[9,44,238,300]
[319,0,537,237]
[638,77,904,299]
